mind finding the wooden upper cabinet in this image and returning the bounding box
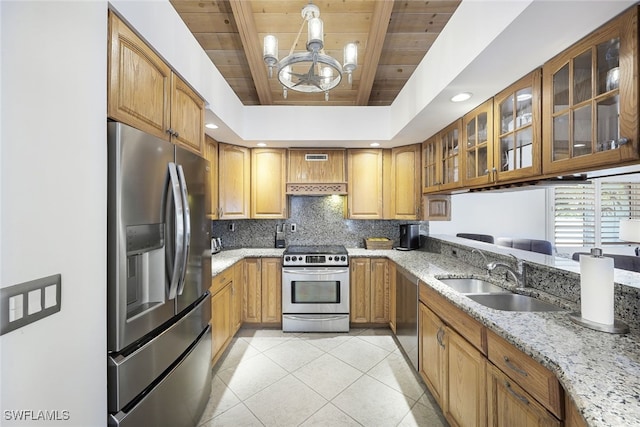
[204,136,219,219]
[390,144,421,219]
[462,99,495,187]
[347,149,383,219]
[423,119,463,194]
[219,143,250,219]
[170,74,204,155]
[542,6,639,175]
[493,69,542,182]
[288,149,346,183]
[108,11,170,139]
[107,11,204,154]
[251,148,287,219]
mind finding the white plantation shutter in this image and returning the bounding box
[553,184,596,247]
[600,182,640,244]
[553,181,640,247]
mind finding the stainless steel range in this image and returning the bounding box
[282,245,350,332]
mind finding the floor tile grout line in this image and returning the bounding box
[204,328,446,427]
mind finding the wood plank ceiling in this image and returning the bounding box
[170,0,460,106]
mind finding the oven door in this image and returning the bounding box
[282,267,350,314]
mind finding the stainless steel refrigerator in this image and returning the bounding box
[107,122,212,427]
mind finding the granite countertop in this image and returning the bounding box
[210,247,640,426]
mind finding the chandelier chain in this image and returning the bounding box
[289,16,307,57]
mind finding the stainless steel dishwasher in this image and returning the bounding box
[395,265,418,370]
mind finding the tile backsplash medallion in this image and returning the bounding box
[211,196,427,249]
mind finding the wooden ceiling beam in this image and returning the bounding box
[356,0,394,106]
[229,0,273,105]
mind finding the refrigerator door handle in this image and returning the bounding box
[166,162,185,300]
[176,164,191,296]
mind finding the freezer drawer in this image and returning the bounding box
[108,294,210,412]
[108,325,212,427]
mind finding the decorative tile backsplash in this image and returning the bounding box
[211,196,428,249]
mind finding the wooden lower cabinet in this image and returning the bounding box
[242,258,282,325]
[389,261,397,332]
[232,260,244,333]
[419,283,571,427]
[419,302,446,406]
[487,363,560,427]
[564,395,588,427]
[261,258,282,324]
[211,283,232,364]
[419,302,486,427]
[243,258,262,323]
[350,257,389,324]
[447,327,487,427]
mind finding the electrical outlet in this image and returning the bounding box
[452,249,457,257]
[229,223,235,232]
[290,223,297,232]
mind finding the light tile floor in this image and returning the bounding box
[197,328,448,427]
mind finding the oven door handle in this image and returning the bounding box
[284,315,348,322]
[282,268,349,275]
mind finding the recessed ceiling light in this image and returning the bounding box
[370,142,380,147]
[257,142,267,147]
[205,123,218,129]
[450,92,472,102]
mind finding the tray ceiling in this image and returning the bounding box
[170,0,461,107]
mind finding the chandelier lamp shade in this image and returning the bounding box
[262,2,358,101]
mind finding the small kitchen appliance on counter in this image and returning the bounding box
[282,245,349,332]
[397,224,420,251]
[211,237,222,254]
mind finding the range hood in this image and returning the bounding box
[286,149,348,195]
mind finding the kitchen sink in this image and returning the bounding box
[466,293,564,312]
[438,277,510,294]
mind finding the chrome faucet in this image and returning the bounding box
[471,248,489,272]
[487,255,526,288]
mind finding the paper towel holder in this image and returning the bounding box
[568,312,629,334]
[569,248,629,334]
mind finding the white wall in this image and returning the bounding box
[429,188,548,241]
[1,2,107,426]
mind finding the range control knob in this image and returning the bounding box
[341,256,346,261]
[285,256,290,262]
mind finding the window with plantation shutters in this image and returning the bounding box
[553,184,596,247]
[600,182,640,244]
[553,180,640,247]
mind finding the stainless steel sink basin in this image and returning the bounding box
[467,293,564,312]
[438,278,509,294]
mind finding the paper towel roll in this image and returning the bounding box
[580,253,614,325]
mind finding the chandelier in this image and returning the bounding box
[262,2,358,101]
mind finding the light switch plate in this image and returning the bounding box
[1,274,61,335]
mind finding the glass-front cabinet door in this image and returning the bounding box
[462,99,493,187]
[493,69,542,182]
[422,119,462,193]
[439,119,462,191]
[422,135,440,193]
[542,6,638,175]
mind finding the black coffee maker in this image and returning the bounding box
[398,224,420,250]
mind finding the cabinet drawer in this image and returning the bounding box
[420,282,486,354]
[211,266,234,295]
[487,363,561,426]
[487,329,563,419]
